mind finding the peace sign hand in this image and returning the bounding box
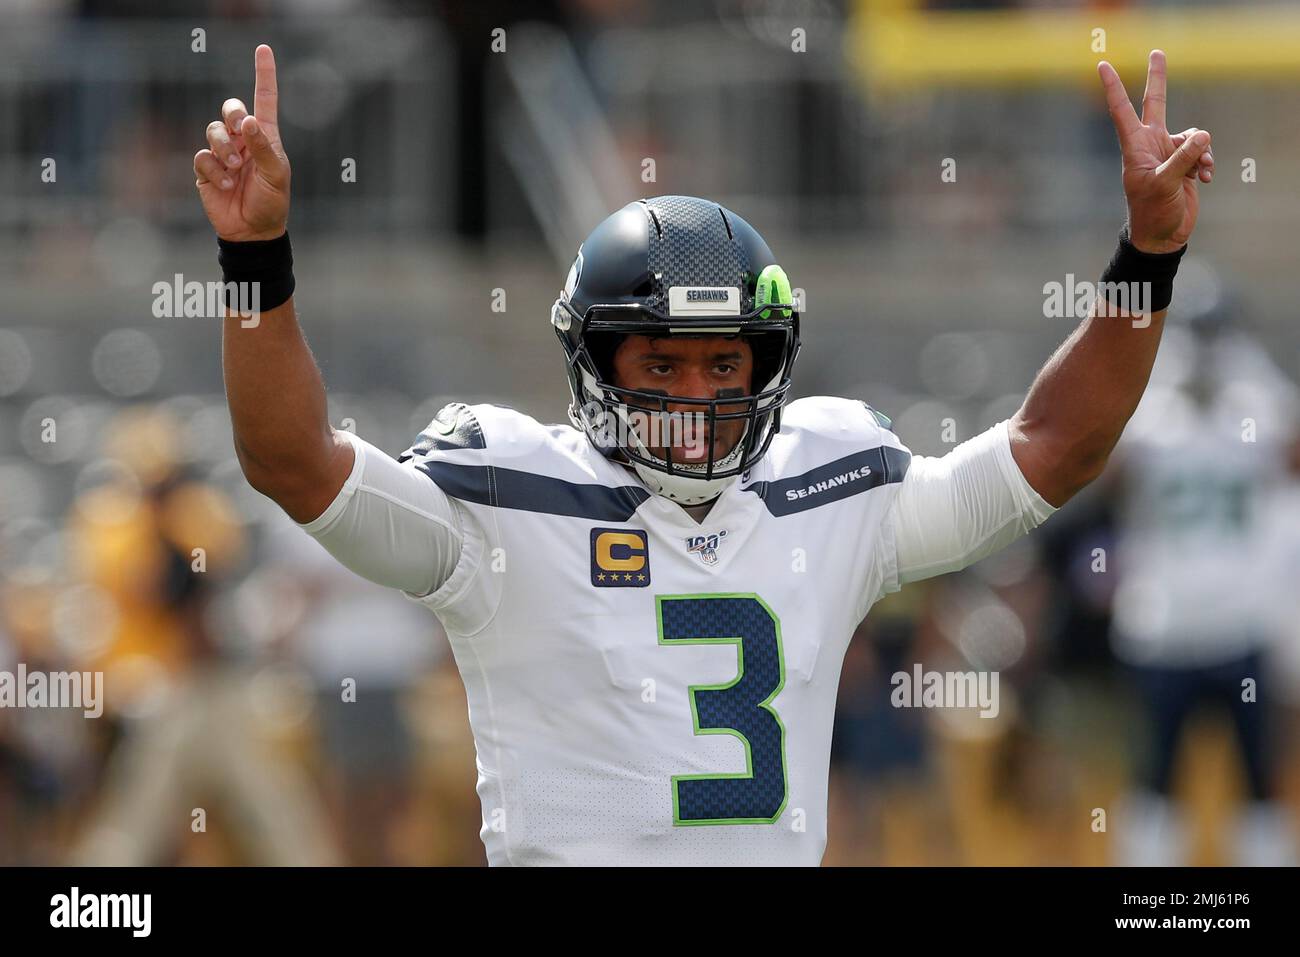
[1098,50,1213,254]
[193,44,291,242]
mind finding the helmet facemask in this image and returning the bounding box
[557,303,799,505]
[552,196,801,505]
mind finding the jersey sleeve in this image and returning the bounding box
[881,418,1057,590]
[298,427,484,603]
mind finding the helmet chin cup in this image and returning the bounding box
[632,461,734,506]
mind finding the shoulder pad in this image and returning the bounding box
[777,395,905,449]
[401,402,486,459]
[399,402,619,477]
[398,402,645,520]
[746,396,910,514]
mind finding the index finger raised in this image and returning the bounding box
[253,43,278,126]
[1098,60,1142,144]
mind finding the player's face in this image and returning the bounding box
[610,335,754,465]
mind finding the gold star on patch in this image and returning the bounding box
[637,574,646,581]
[624,573,633,581]
[597,573,606,581]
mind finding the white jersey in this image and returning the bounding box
[301,395,1055,865]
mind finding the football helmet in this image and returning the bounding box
[552,195,801,505]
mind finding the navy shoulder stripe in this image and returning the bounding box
[415,461,650,522]
[400,403,485,459]
[744,445,910,516]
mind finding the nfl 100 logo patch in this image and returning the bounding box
[590,528,651,587]
[685,529,728,565]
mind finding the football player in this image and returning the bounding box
[195,45,1214,864]
[1108,262,1298,866]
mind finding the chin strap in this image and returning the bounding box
[631,459,738,506]
[629,447,743,504]
[614,458,729,506]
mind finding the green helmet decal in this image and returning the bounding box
[863,402,892,431]
[755,264,793,319]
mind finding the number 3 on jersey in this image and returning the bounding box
[656,593,789,825]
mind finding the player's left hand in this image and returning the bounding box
[1098,50,1213,254]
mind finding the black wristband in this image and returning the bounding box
[217,231,295,313]
[1098,224,1186,315]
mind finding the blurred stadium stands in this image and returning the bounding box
[1,0,1298,865]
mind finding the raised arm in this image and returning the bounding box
[194,44,352,522]
[1010,51,1214,507]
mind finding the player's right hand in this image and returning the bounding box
[194,44,291,242]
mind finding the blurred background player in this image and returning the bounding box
[1108,261,1300,866]
[66,407,340,865]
